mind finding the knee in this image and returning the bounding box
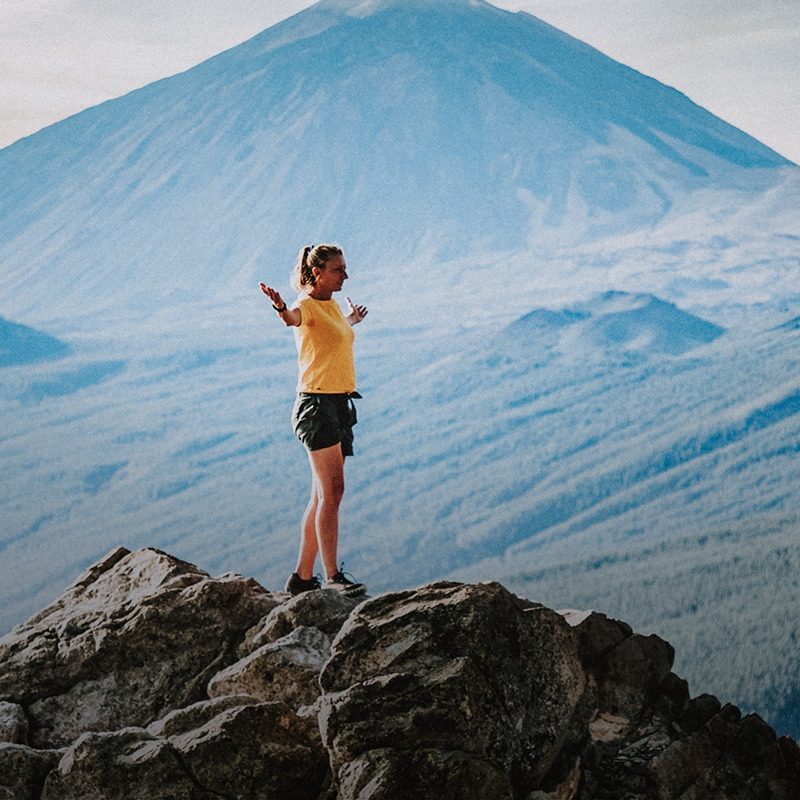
[320,475,345,506]
[330,475,345,505]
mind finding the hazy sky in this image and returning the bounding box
[1,0,798,164]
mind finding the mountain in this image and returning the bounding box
[0,0,795,325]
[1,0,800,740]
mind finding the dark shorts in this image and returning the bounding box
[292,392,360,456]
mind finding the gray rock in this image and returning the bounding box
[0,547,279,748]
[40,728,211,800]
[319,581,586,798]
[171,701,329,800]
[209,625,333,709]
[567,610,633,668]
[336,747,514,800]
[567,611,675,731]
[146,694,263,739]
[596,632,675,722]
[0,743,60,800]
[240,588,361,655]
[37,701,327,800]
[648,705,800,800]
[0,702,28,744]
[2,550,799,799]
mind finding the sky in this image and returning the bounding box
[1,0,798,165]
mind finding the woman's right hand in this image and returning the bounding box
[260,283,301,326]
[260,283,283,307]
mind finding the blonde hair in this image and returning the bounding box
[290,244,344,292]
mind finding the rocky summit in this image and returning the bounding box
[0,547,798,799]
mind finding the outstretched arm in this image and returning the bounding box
[260,283,301,327]
[345,296,368,326]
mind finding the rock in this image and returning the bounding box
[240,588,362,656]
[0,547,279,748]
[209,625,334,710]
[146,694,264,738]
[319,581,586,798]
[2,549,800,799]
[588,712,631,743]
[40,728,211,800]
[566,610,633,666]
[0,702,28,744]
[649,706,800,800]
[336,747,514,800]
[598,633,675,721]
[679,692,722,734]
[653,671,691,720]
[569,611,675,727]
[170,701,329,800]
[0,743,60,800]
[39,701,328,800]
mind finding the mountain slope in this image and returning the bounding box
[0,0,793,323]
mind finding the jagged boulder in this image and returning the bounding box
[0,547,279,748]
[209,588,364,711]
[208,625,334,710]
[648,704,800,799]
[165,701,328,800]
[38,696,328,800]
[0,744,60,800]
[146,694,264,738]
[566,610,677,738]
[39,706,328,800]
[319,581,587,799]
[40,728,208,800]
[552,610,800,800]
[0,701,28,744]
[239,588,362,655]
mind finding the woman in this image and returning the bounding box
[260,244,368,598]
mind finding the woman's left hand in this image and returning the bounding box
[346,297,368,325]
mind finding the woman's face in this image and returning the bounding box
[314,254,348,295]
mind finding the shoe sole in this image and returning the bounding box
[324,584,366,598]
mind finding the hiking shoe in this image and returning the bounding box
[285,572,321,596]
[323,570,366,598]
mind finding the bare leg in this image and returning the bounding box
[295,443,345,581]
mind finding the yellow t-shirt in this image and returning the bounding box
[292,295,356,393]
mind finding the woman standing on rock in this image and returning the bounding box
[260,244,368,598]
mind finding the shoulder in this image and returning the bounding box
[293,295,316,325]
[293,295,315,311]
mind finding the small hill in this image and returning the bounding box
[0,318,70,367]
[501,292,726,355]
